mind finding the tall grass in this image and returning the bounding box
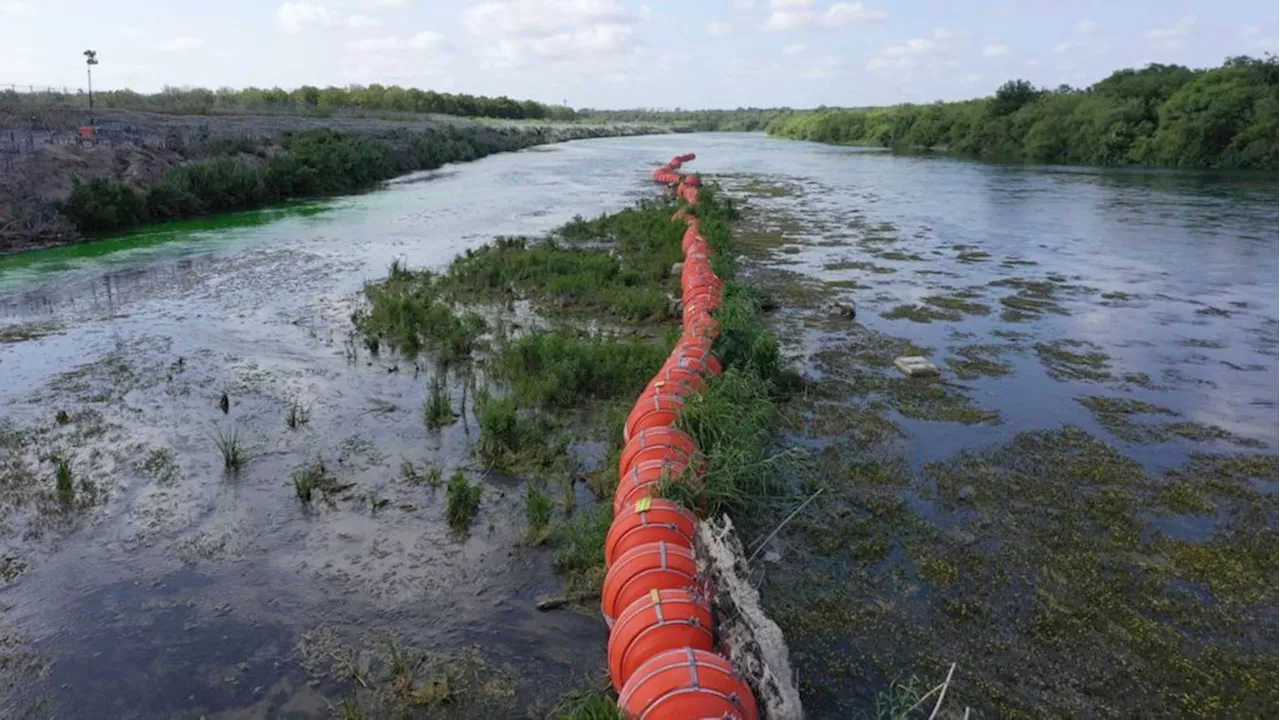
[214,425,248,472]
[424,376,456,430]
[53,455,75,507]
[552,507,612,595]
[495,330,671,408]
[525,481,553,544]
[445,471,483,530]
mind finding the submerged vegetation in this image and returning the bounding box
[768,56,1279,169]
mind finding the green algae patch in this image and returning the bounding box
[881,303,962,323]
[1035,340,1112,381]
[945,344,1015,379]
[923,295,991,316]
[1077,395,1266,447]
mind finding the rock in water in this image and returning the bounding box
[829,302,856,319]
[893,356,939,378]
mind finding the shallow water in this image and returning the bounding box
[1,134,1276,717]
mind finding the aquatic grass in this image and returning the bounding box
[292,458,341,504]
[285,398,311,429]
[213,425,248,472]
[353,270,486,364]
[445,471,482,530]
[525,481,553,544]
[552,506,612,596]
[423,376,456,430]
[495,330,670,408]
[475,394,565,472]
[881,303,963,323]
[53,455,74,507]
[552,688,622,720]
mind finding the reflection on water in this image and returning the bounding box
[0,134,1276,717]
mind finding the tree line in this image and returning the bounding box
[766,56,1278,169]
[575,108,802,131]
[6,84,577,122]
[59,126,555,234]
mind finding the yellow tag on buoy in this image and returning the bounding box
[635,496,653,513]
[650,588,660,603]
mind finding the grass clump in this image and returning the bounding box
[53,455,74,507]
[354,271,486,364]
[423,376,456,430]
[285,398,311,429]
[292,458,345,504]
[524,481,553,544]
[496,330,671,408]
[552,688,622,720]
[475,394,564,472]
[445,471,483,530]
[213,425,249,472]
[552,507,612,596]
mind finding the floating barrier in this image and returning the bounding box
[605,498,698,567]
[608,589,715,691]
[619,648,761,720]
[591,155,764,717]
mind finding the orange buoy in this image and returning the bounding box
[618,426,699,479]
[618,648,760,720]
[646,366,707,394]
[605,497,697,567]
[601,541,698,626]
[608,589,714,691]
[625,391,687,442]
[613,457,693,513]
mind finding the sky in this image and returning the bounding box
[1,0,1275,109]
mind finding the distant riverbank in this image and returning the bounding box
[767,56,1278,170]
[0,109,664,253]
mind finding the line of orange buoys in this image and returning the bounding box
[601,155,761,719]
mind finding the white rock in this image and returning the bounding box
[670,262,684,277]
[894,356,939,378]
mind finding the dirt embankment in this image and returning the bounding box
[0,105,663,253]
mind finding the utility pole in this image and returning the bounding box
[83,50,98,110]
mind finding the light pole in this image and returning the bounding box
[83,50,98,110]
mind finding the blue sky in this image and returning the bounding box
[1,0,1275,109]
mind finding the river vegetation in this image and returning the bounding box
[347,184,796,715]
[5,83,576,121]
[767,55,1279,168]
[59,126,563,234]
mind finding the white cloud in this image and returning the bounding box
[732,0,755,9]
[822,2,886,27]
[931,27,966,41]
[706,20,733,36]
[1145,15,1196,46]
[867,27,966,72]
[1237,25,1259,38]
[784,43,807,55]
[982,44,1008,57]
[1053,41,1075,54]
[157,37,206,52]
[346,14,381,29]
[808,53,841,78]
[0,1,29,14]
[277,2,335,33]
[117,26,145,39]
[464,0,637,68]
[410,31,444,50]
[463,0,629,39]
[1076,19,1097,34]
[763,0,884,31]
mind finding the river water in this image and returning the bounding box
[0,133,1275,717]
